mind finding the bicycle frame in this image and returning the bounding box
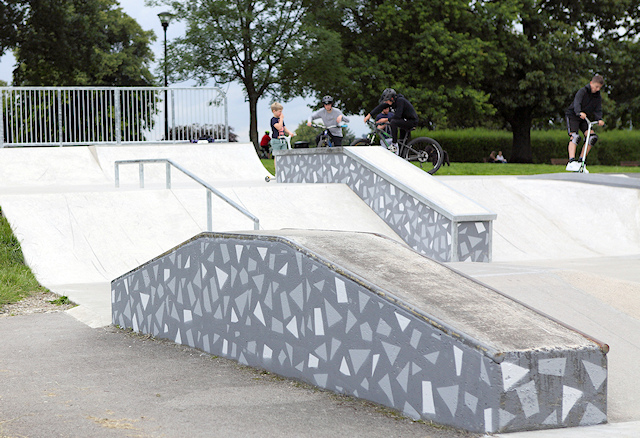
[311,123,347,147]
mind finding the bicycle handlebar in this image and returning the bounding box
[311,123,347,129]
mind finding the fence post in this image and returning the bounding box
[171,89,175,142]
[0,89,4,148]
[115,162,120,188]
[224,91,229,141]
[58,90,63,147]
[115,88,121,145]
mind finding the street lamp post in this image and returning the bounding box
[158,12,173,141]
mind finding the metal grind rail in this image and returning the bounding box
[114,159,260,231]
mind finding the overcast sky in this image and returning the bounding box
[0,0,366,142]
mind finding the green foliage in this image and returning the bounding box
[0,0,24,57]
[323,0,506,128]
[0,208,49,306]
[293,121,318,146]
[418,128,640,165]
[13,0,155,86]
[156,0,345,148]
[49,295,72,306]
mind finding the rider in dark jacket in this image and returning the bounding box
[364,88,418,152]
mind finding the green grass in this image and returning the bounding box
[432,162,640,175]
[0,208,49,307]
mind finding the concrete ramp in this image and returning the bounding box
[439,175,640,261]
[0,144,401,326]
[112,230,607,433]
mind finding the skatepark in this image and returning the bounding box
[1,142,640,436]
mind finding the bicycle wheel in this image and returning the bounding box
[350,138,371,146]
[405,137,444,175]
[317,135,330,148]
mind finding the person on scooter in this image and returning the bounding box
[565,75,605,172]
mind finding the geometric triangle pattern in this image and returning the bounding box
[111,232,607,434]
[276,150,491,262]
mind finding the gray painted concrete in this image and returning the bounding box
[275,147,496,262]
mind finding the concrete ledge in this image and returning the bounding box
[111,230,607,433]
[274,147,495,262]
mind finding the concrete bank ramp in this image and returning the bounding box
[438,174,640,261]
[112,230,607,433]
[0,144,400,327]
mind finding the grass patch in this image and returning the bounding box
[432,162,640,176]
[0,207,49,307]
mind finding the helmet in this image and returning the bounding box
[379,88,397,103]
[321,95,334,105]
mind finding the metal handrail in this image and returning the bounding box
[114,159,260,231]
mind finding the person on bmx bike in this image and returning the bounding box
[307,95,350,146]
[363,88,418,155]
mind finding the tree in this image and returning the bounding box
[151,0,345,152]
[477,0,637,162]
[13,0,155,86]
[0,1,25,57]
[311,0,507,129]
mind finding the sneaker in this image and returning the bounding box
[565,160,581,172]
[581,165,589,174]
[387,143,399,154]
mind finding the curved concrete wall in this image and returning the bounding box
[111,231,607,433]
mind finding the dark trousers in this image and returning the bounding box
[390,118,418,143]
[315,132,343,147]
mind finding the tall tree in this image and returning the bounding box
[152,0,344,151]
[311,0,507,129]
[13,0,155,86]
[0,1,25,57]
[478,0,636,162]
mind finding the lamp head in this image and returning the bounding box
[158,12,173,29]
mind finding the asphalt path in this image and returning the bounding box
[0,312,475,438]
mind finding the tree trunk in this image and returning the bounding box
[508,108,533,163]
[247,92,260,154]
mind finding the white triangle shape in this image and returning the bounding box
[286,316,299,338]
[562,385,583,422]
[501,362,529,391]
[340,357,351,376]
[395,312,411,331]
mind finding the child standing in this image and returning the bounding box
[270,102,295,153]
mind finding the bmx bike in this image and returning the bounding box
[350,120,445,175]
[310,123,348,147]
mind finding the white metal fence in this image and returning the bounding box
[0,86,228,147]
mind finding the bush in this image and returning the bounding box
[415,128,640,164]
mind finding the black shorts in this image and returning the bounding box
[565,114,588,134]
